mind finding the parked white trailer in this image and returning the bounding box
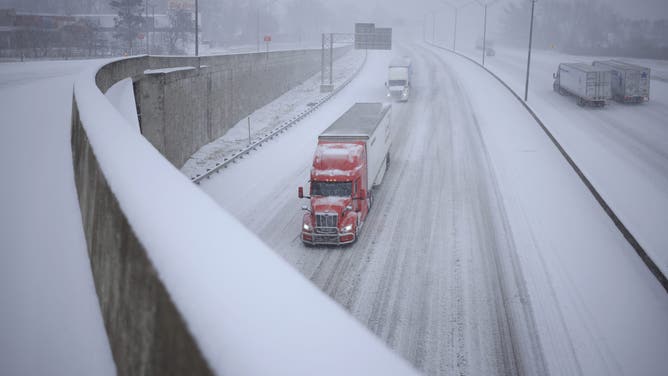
[553,63,611,107]
[592,60,650,103]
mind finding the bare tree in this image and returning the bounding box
[110,0,144,54]
[166,7,193,54]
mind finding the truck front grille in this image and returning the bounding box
[315,213,338,234]
[312,234,339,244]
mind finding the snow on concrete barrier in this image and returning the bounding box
[71,52,419,375]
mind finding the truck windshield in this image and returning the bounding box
[311,181,352,197]
[388,80,406,87]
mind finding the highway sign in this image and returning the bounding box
[354,23,392,50]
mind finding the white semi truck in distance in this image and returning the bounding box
[386,58,412,102]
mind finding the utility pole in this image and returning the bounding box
[482,3,487,65]
[151,5,155,54]
[145,0,149,54]
[256,7,260,52]
[442,1,473,51]
[453,9,458,50]
[475,0,498,66]
[321,33,325,86]
[432,13,436,41]
[329,33,333,86]
[524,0,537,101]
[423,13,426,42]
[195,0,199,56]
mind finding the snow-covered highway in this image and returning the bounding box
[199,42,668,375]
[451,43,668,278]
[2,38,667,376]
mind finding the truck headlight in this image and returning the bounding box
[303,223,311,231]
[342,224,353,233]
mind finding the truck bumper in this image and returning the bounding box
[302,231,356,246]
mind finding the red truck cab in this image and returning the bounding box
[299,103,392,246]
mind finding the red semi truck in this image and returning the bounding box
[298,103,392,245]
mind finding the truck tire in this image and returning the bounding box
[386,152,391,169]
[577,97,585,107]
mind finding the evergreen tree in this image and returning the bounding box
[110,0,144,54]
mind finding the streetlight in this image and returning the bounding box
[475,0,498,66]
[195,0,198,56]
[441,0,474,51]
[524,0,537,101]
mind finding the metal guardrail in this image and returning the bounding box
[191,50,368,184]
[425,40,668,294]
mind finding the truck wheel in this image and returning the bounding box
[386,152,391,169]
[577,97,585,107]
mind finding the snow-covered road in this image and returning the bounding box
[453,44,668,278]
[202,46,536,375]
[200,42,668,375]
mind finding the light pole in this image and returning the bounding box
[475,0,498,66]
[442,1,474,51]
[195,0,199,56]
[524,0,537,101]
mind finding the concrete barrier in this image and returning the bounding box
[71,99,214,375]
[94,47,351,167]
[71,47,352,375]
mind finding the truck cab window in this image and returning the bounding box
[311,181,352,197]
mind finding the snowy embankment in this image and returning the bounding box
[182,49,366,178]
[72,56,417,375]
[0,60,116,375]
[424,43,668,376]
[449,42,668,279]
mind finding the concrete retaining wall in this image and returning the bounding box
[71,99,214,376]
[95,47,350,167]
[72,47,349,375]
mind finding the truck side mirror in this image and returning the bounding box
[385,81,388,87]
[298,186,304,198]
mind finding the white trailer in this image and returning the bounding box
[386,58,412,102]
[592,60,650,103]
[553,63,611,107]
[318,103,392,187]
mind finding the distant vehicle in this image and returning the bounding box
[386,57,412,102]
[592,60,650,103]
[475,38,494,50]
[553,63,611,107]
[298,103,392,246]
